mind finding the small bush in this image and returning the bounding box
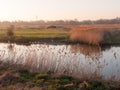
[6,25,14,37]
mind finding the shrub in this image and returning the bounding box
[6,25,14,37]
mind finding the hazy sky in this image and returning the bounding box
[0,0,120,21]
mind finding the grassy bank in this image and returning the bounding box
[0,61,120,90]
[0,24,120,45]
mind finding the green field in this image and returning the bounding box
[0,28,70,43]
[0,28,70,37]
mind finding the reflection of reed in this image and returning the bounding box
[70,44,103,78]
[70,44,101,58]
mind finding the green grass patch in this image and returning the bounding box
[0,28,70,43]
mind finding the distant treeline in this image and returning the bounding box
[0,17,120,29]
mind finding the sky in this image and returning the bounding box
[0,0,120,21]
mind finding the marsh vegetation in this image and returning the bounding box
[0,43,120,89]
[70,24,120,45]
[0,24,120,45]
[0,23,120,89]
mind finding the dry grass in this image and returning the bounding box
[0,43,103,80]
[70,24,120,45]
[1,61,120,90]
[0,43,120,89]
[2,43,119,81]
[70,28,104,45]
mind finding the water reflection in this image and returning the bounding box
[0,43,120,80]
[70,44,102,60]
[70,44,101,54]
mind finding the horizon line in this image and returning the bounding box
[0,17,119,22]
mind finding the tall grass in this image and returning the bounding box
[70,25,120,45]
[0,44,101,79]
[70,28,104,45]
[0,43,119,80]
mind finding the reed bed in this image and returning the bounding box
[70,25,120,45]
[0,43,120,81]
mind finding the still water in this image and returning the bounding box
[0,43,120,80]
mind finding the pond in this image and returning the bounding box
[0,43,120,80]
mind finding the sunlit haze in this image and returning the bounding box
[0,0,120,21]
